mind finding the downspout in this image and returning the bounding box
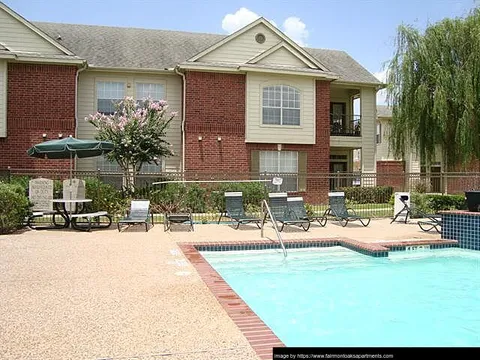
[174,66,186,175]
[74,60,88,138]
[74,60,88,174]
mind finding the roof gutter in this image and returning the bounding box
[174,65,186,176]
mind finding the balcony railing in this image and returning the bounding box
[330,114,361,137]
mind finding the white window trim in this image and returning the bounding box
[260,150,299,191]
[95,79,127,114]
[134,80,167,101]
[260,84,302,127]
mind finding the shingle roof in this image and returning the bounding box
[34,21,381,85]
[377,105,392,118]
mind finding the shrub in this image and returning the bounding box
[409,193,466,217]
[84,177,127,216]
[340,186,394,204]
[427,194,466,212]
[150,183,188,213]
[184,184,207,213]
[0,182,30,234]
[209,182,268,212]
[410,193,433,217]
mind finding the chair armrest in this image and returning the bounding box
[347,207,358,216]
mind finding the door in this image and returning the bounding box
[430,166,441,193]
[330,162,348,190]
[330,103,346,135]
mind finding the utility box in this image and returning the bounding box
[393,192,410,222]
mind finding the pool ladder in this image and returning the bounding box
[261,199,287,258]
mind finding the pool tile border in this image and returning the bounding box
[179,242,285,360]
[179,238,458,359]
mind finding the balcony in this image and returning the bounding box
[330,114,361,137]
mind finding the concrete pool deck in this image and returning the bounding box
[0,218,444,359]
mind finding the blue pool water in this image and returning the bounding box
[201,246,480,347]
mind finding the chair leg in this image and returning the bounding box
[301,221,311,231]
[318,216,327,227]
[359,218,371,227]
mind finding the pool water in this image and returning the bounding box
[201,246,480,347]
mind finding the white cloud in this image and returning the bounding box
[221,8,309,46]
[222,8,261,34]
[282,17,309,46]
[374,69,388,105]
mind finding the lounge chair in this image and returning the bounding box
[287,196,327,227]
[117,199,154,232]
[267,193,310,232]
[390,194,442,233]
[217,192,263,229]
[417,215,442,233]
[325,192,370,227]
[164,210,194,232]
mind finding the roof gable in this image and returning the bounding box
[248,43,315,69]
[188,18,329,71]
[0,3,74,56]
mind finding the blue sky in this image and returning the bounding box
[4,0,477,103]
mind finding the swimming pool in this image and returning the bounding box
[200,246,480,347]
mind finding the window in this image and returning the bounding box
[136,83,165,106]
[376,123,382,144]
[260,151,298,191]
[96,81,125,115]
[262,85,300,125]
[96,156,163,174]
[97,157,121,173]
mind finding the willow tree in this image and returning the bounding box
[386,9,480,170]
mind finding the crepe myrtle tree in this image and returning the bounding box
[87,96,177,190]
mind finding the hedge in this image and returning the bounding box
[340,186,394,204]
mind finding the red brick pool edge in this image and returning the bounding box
[179,238,458,359]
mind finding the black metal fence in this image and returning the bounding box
[2,168,479,221]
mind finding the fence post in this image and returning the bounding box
[442,171,447,195]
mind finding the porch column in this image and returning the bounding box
[360,87,376,174]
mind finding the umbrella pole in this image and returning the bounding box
[70,152,73,200]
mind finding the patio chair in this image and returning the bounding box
[324,192,370,227]
[287,196,327,227]
[417,215,442,233]
[267,193,310,232]
[217,192,263,229]
[390,194,442,233]
[164,210,194,232]
[117,199,154,232]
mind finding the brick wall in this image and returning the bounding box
[184,71,248,173]
[184,72,331,202]
[0,63,77,170]
[377,160,405,191]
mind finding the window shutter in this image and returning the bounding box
[298,151,307,192]
[250,150,260,179]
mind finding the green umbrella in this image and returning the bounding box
[27,136,115,196]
